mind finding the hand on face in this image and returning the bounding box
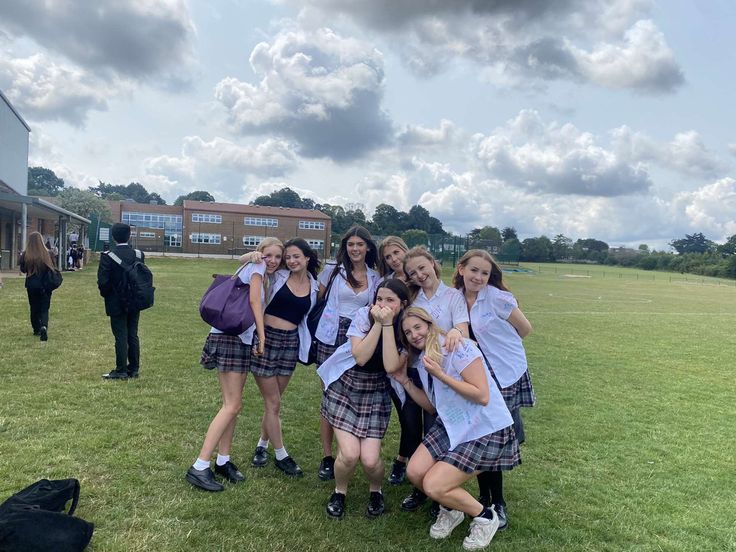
[371,304,395,325]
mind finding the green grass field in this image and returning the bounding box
[1,258,734,551]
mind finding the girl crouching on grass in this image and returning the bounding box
[317,279,411,519]
[395,307,520,550]
[185,238,283,492]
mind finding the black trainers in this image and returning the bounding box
[252,446,269,467]
[388,459,407,485]
[326,492,346,519]
[494,503,508,531]
[185,466,224,492]
[214,461,245,483]
[366,491,385,518]
[400,488,427,512]
[318,455,335,481]
[39,326,48,341]
[275,456,304,477]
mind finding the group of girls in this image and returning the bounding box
[186,225,534,551]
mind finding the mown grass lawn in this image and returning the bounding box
[1,258,734,551]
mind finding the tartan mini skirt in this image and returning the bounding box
[321,368,392,439]
[200,333,251,374]
[423,418,521,474]
[314,316,352,367]
[250,326,300,377]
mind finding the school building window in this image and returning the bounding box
[192,213,222,223]
[167,234,182,247]
[190,233,221,245]
[244,216,278,227]
[299,220,325,230]
[122,211,182,231]
[242,235,265,247]
[307,239,325,250]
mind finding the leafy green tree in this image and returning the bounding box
[57,188,112,222]
[372,204,403,235]
[716,235,736,256]
[520,236,553,262]
[89,181,166,204]
[252,187,315,209]
[501,227,518,242]
[669,232,714,254]
[402,229,429,247]
[27,167,65,196]
[552,234,573,260]
[174,190,215,206]
[499,238,521,262]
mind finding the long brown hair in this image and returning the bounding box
[400,307,445,367]
[452,249,509,292]
[333,225,377,288]
[23,232,55,277]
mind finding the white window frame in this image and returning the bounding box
[244,216,278,228]
[242,235,265,247]
[192,213,222,223]
[299,220,325,230]
[190,233,222,245]
[307,239,325,250]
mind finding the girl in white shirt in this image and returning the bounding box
[395,307,520,550]
[400,246,470,513]
[378,235,410,284]
[318,279,411,519]
[185,237,282,492]
[314,225,380,481]
[453,249,534,531]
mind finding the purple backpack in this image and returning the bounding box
[199,265,256,335]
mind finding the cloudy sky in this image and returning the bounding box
[1,0,735,248]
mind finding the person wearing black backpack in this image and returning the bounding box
[19,231,62,341]
[98,223,150,380]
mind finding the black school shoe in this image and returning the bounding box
[102,370,129,380]
[214,461,245,483]
[39,326,48,341]
[400,488,427,512]
[366,491,385,518]
[252,446,269,467]
[318,455,335,481]
[275,456,303,477]
[388,459,407,485]
[326,492,346,519]
[185,467,224,492]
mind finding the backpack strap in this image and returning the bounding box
[106,251,123,266]
[135,249,142,259]
[67,479,81,516]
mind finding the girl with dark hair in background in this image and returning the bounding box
[246,238,320,477]
[318,279,411,519]
[313,225,380,481]
[19,231,57,341]
[453,249,534,531]
[396,307,519,550]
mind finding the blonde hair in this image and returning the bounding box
[403,246,441,279]
[400,307,444,366]
[452,249,509,292]
[378,236,409,277]
[255,237,284,300]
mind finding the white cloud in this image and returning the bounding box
[214,25,392,160]
[672,178,736,240]
[472,110,652,196]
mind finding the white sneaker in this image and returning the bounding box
[462,508,500,550]
[429,507,465,539]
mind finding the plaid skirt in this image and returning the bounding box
[494,370,536,412]
[200,333,251,373]
[250,326,300,378]
[314,316,352,366]
[321,368,392,439]
[423,418,521,474]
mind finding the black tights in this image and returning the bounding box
[477,470,505,506]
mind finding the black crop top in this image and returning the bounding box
[265,283,311,325]
[355,337,389,373]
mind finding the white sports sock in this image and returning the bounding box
[193,458,210,471]
[275,447,289,461]
[257,438,269,449]
[216,454,230,466]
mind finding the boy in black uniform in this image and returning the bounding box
[98,223,145,380]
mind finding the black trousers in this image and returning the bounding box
[390,369,436,459]
[109,311,140,374]
[27,289,51,333]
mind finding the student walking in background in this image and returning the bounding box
[453,250,534,530]
[396,307,520,550]
[318,279,411,519]
[19,231,58,341]
[97,223,148,380]
[313,226,380,481]
[185,238,281,492]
